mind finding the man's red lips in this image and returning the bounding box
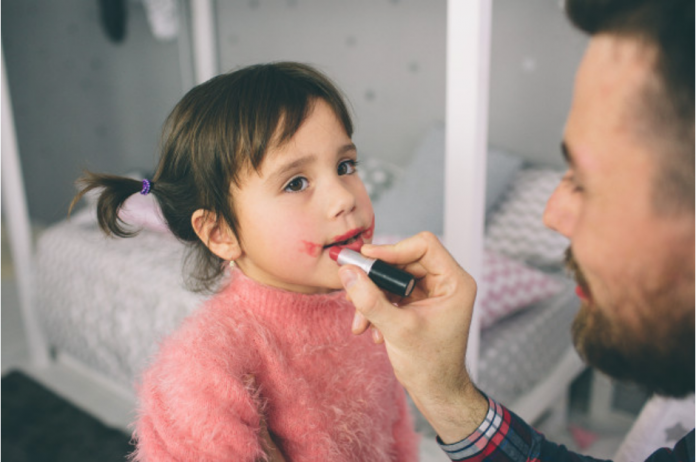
[575,284,591,301]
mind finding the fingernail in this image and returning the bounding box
[371,325,382,344]
[352,311,365,331]
[340,268,357,289]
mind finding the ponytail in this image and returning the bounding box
[70,171,148,238]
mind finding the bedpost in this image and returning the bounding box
[444,0,492,382]
[190,0,218,84]
[1,42,50,367]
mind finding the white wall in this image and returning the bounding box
[2,0,182,224]
[215,0,447,166]
[489,0,587,167]
[2,0,586,224]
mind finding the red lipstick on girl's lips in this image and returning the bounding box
[300,226,368,258]
[330,228,362,244]
[326,229,365,253]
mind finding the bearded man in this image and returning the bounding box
[339,0,694,460]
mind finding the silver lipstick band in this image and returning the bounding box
[336,249,376,273]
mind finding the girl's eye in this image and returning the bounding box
[338,159,359,176]
[284,177,309,193]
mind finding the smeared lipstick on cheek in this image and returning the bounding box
[299,240,323,257]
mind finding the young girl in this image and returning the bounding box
[73,62,418,461]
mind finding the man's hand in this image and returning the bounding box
[339,232,488,443]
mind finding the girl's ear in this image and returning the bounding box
[191,209,242,261]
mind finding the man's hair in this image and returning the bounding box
[566,0,694,212]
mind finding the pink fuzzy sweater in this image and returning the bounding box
[131,269,419,461]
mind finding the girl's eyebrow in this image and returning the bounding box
[339,143,358,155]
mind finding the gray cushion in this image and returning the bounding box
[372,125,524,236]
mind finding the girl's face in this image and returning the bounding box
[231,99,375,294]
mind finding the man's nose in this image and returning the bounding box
[543,180,576,238]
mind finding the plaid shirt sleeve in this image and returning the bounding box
[437,395,695,462]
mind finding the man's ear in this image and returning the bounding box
[191,209,242,261]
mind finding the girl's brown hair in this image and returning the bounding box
[72,62,354,292]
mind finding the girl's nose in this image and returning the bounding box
[542,179,577,238]
[327,180,357,219]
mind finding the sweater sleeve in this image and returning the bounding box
[391,381,420,462]
[130,315,268,462]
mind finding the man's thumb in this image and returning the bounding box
[339,266,391,327]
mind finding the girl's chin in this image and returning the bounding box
[291,273,344,294]
[323,272,346,292]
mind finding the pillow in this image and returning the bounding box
[485,168,570,268]
[372,235,564,329]
[478,249,564,329]
[371,125,524,237]
[371,125,446,236]
[119,193,169,234]
[485,146,524,212]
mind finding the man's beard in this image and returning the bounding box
[565,248,695,398]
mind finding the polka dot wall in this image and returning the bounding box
[215,0,447,169]
[2,0,585,225]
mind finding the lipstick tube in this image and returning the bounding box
[330,248,415,297]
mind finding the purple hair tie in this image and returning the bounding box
[140,179,152,195]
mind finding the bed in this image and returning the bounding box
[34,124,585,438]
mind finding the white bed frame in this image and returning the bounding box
[2,0,584,426]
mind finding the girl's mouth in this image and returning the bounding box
[300,228,367,258]
[330,234,359,247]
[325,231,364,252]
